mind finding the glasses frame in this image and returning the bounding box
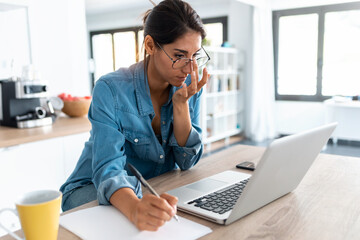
[156,42,211,69]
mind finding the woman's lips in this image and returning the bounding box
[176,76,187,81]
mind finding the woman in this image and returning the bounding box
[60,0,210,231]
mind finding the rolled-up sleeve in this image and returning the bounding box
[89,80,142,205]
[169,89,204,170]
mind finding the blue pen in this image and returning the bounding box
[127,163,179,222]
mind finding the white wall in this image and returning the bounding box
[28,0,90,97]
[271,0,360,10]
[86,0,231,31]
[228,1,253,134]
[0,7,31,79]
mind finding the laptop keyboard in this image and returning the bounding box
[187,178,250,215]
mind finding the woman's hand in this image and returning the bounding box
[130,193,178,231]
[172,62,210,104]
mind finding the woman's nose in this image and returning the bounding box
[182,60,193,74]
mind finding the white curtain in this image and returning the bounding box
[245,4,277,142]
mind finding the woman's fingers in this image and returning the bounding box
[180,82,188,98]
[160,193,178,206]
[137,221,159,232]
[131,194,177,231]
[173,61,210,103]
[147,195,175,219]
[160,193,178,212]
[187,61,198,96]
[197,67,209,92]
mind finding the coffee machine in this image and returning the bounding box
[0,78,54,128]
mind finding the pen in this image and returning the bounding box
[127,163,179,222]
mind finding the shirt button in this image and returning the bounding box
[162,121,166,125]
[160,155,164,159]
[183,153,187,157]
[134,138,139,143]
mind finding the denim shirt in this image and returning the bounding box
[60,61,203,205]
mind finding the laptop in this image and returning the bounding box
[167,122,337,225]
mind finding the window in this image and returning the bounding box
[322,10,360,96]
[89,27,142,86]
[91,33,113,82]
[273,2,360,101]
[89,17,227,87]
[202,17,228,47]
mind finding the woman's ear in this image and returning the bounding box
[144,35,156,55]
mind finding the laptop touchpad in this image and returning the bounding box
[186,178,227,192]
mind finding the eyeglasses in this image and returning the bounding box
[156,42,210,69]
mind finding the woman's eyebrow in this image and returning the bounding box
[174,48,201,53]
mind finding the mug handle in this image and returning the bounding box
[0,208,24,240]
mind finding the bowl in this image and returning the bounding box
[61,99,91,117]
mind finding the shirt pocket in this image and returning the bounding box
[123,129,152,160]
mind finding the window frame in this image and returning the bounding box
[273,2,360,102]
[202,16,228,43]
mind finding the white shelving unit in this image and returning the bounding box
[201,47,244,150]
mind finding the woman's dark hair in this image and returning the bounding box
[143,0,206,46]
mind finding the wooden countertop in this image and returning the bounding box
[0,117,91,148]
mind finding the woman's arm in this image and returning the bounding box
[172,64,209,146]
[172,101,192,146]
[91,79,178,231]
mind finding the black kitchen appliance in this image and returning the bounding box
[0,78,54,128]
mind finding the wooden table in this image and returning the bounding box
[1,144,360,239]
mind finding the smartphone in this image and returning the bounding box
[236,161,255,171]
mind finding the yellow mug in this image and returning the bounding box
[0,190,62,240]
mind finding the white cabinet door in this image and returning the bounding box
[0,138,64,236]
[0,133,90,211]
[62,132,90,179]
[0,138,65,208]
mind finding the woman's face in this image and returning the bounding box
[153,31,202,87]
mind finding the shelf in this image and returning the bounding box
[206,90,241,97]
[204,128,242,144]
[201,46,244,146]
[205,46,238,54]
[208,70,239,75]
[207,110,242,120]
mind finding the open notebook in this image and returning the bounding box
[60,205,212,240]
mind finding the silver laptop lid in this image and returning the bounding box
[226,122,337,224]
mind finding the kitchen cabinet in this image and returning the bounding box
[324,99,360,143]
[0,138,64,206]
[62,132,90,179]
[0,132,89,237]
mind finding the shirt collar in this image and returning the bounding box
[134,61,154,116]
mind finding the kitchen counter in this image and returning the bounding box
[0,117,91,148]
